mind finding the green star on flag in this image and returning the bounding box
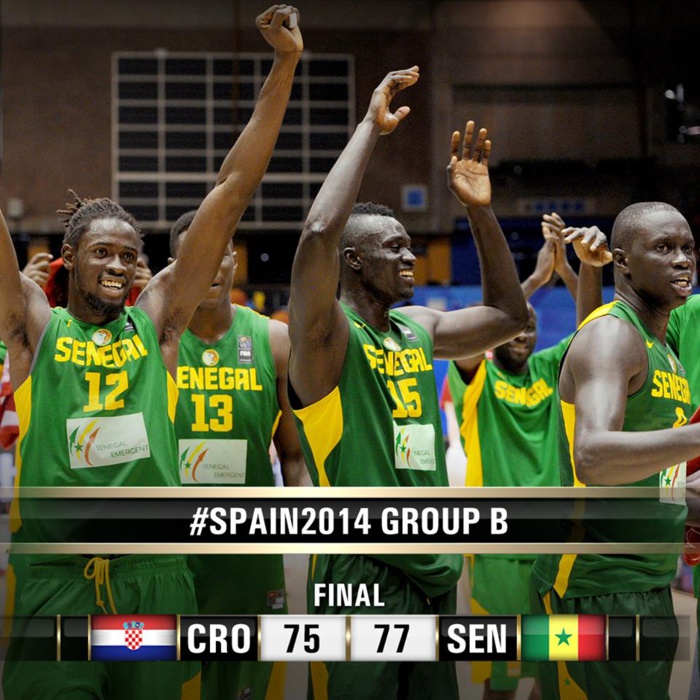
[556,628,572,646]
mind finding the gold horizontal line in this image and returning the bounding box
[4,486,670,499]
[10,543,684,555]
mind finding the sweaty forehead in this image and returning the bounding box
[83,218,141,249]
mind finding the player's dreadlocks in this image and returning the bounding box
[57,189,141,247]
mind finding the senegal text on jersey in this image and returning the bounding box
[177,366,263,392]
[362,345,433,377]
[54,335,148,368]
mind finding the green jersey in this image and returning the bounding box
[12,306,179,547]
[175,305,279,485]
[447,336,570,488]
[667,295,700,412]
[533,300,690,598]
[294,303,462,598]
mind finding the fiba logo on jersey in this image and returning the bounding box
[202,349,219,366]
[92,329,112,346]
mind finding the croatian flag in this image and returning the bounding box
[91,615,177,661]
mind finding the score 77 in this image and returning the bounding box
[350,615,437,661]
[285,623,320,654]
[375,623,409,653]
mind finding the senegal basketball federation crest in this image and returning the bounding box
[202,349,219,366]
[123,620,145,651]
[92,328,112,346]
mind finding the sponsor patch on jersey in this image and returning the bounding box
[67,413,150,468]
[659,461,686,505]
[399,326,418,342]
[201,349,219,367]
[92,329,112,347]
[179,438,247,484]
[267,588,286,610]
[393,422,436,471]
[238,335,254,364]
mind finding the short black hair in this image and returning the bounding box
[169,210,198,257]
[58,189,141,248]
[340,202,396,250]
[611,202,682,250]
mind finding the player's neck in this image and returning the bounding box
[66,297,124,327]
[614,289,670,342]
[188,301,235,345]
[340,287,392,332]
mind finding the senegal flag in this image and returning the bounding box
[522,615,605,661]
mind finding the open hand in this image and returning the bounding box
[447,121,492,207]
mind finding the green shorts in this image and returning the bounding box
[3,554,200,700]
[307,553,459,700]
[189,553,287,700]
[530,573,676,700]
[469,555,538,690]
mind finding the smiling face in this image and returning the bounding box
[493,303,537,373]
[63,218,141,322]
[344,215,417,306]
[617,209,695,311]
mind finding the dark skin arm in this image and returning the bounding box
[454,224,610,382]
[403,121,528,358]
[137,5,302,375]
[288,67,419,408]
[269,321,310,486]
[563,225,613,326]
[0,211,52,388]
[453,239,556,380]
[542,212,578,298]
[561,317,700,484]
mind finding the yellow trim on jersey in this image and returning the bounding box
[310,661,329,700]
[558,662,589,699]
[293,387,344,488]
[9,376,33,533]
[458,361,488,487]
[270,410,282,439]
[167,372,178,423]
[180,669,201,700]
[578,300,618,329]
[265,661,287,700]
[553,554,578,598]
[560,401,584,488]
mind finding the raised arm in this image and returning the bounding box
[0,212,52,386]
[521,238,556,300]
[269,321,310,486]
[564,225,612,325]
[288,67,419,406]
[138,5,302,367]
[542,212,578,298]
[562,318,700,484]
[403,122,528,359]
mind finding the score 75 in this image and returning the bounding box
[260,616,346,661]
